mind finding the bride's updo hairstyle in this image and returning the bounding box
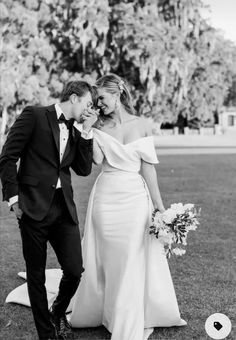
[95,73,135,118]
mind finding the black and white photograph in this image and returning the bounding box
[0,0,235,339]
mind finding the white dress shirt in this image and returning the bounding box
[8,103,93,206]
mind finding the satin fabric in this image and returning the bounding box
[69,130,186,339]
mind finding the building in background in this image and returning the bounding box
[220,107,236,132]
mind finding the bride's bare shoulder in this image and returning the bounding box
[136,116,153,137]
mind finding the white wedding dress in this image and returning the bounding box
[6,129,186,340]
[69,129,186,339]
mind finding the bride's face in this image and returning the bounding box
[96,88,118,115]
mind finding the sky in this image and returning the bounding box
[202,0,236,44]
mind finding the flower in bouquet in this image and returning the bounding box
[172,248,186,256]
[149,203,200,258]
[158,228,173,245]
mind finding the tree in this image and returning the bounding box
[0,0,54,142]
[105,0,236,124]
[40,0,110,78]
[1,0,236,142]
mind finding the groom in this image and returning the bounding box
[0,81,97,340]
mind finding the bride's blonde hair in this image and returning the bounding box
[95,74,135,127]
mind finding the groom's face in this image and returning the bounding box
[71,92,93,121]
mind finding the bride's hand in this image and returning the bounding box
[153,207,165,214]
[81,108,99,131]
[12,202,23,220]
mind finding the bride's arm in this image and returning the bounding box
[140,117,165,212]
[140,161,165,212]
[93,138,104,165]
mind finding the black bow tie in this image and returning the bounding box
[58,113,74,130]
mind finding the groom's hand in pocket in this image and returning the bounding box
[12,202,23,220]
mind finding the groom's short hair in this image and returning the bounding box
[60,81,94,102]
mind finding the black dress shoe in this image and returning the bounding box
[50,310,74,340]
[39,330,58,340]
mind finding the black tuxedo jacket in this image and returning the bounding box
[0,105,93,223]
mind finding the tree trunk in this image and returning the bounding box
[0,106,8,148]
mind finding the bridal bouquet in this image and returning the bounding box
[149,203,200,258]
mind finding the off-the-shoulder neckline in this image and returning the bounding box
[94,128,153,146]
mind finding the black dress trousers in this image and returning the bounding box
[19,188,83,339]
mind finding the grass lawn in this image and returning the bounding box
[0,154,236,340]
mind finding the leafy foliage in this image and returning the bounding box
[0,0,54,111]
[105,0,236,123]
[1,0,236,137]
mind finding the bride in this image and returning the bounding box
[69,74,186,339]
[6,74,186,340]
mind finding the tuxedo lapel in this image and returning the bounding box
[46,105,60,153]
